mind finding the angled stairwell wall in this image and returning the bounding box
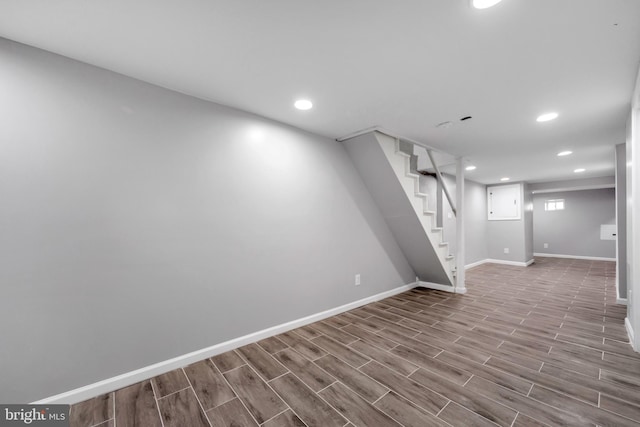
[342,131,455,288]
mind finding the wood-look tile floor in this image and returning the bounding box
[70,257,640,427]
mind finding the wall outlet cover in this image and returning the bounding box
[504,248,510,254]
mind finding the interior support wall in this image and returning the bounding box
[0,38,415,402]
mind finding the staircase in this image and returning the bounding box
[342,131,457,289]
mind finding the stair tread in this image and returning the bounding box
[384,137,456,285]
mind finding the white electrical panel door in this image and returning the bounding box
[488,184,521,220]
[600,224,616,240]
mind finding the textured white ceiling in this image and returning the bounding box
[1,0,639,184]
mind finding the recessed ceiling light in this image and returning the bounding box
[574,168,585,173]
[466,165,477,171]
[536,112,559,122]
[294,99,313,110]
[557,150,572,156]
[472,0,503,9]
[500,177,510,181]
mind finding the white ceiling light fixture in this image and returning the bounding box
[466,165,477,171]
[294,99,313,110]
[500,177,510,181]
[536,112,559,122]
[472,0,503,9]
[574,168,586,173]
[557,150,572,156]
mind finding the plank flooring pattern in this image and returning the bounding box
[70,257,640,426]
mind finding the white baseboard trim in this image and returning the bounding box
[465,259,488,270]
[418,281,466,294]
[625,317,636,351]
[465,258,538,270]
[485,258,535,267]
[616,284,628,305]
[533,253,616,262]
[33,281,418,405]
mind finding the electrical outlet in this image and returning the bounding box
[355,274,361,286]
[504,248,510,254]
[543,243,549,249]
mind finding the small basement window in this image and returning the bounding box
[544,199,565,211]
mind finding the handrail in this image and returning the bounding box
[337,127,457,216]
[426,149,457,216]
[336,126,448,157]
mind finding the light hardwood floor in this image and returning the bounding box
[70,257,640,427]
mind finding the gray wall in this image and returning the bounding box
[464,179,490,265]
[532,189,616,258]
[0,38,415,402]
[418,175,488,266]
[616,143,628,299]
[486,182,533,264]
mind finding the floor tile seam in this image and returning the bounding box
[536,383,640,425]
[154,384,193,401]
[236,344,293,383]
[467,363,597,426]
[547,344,614,369]
[508,412,520,427]
[370,390,390,406]
[515,360,602,404]
[180,366,216,427]
[372,392,452,427]
[258,407,297,426]
[256,338,288,355]
[88,418,115,427]
[308,378,363,426]
[599,368,640,387]
[149,371,167,427]
[461,374,474,387]
[319,348,397,397]
[393,381,453,420]
[313,379,339,395]
[264,368,327,425]
[215,363,265,427]
[598,393,640,423]
[434,399,451,418]
[441,374,521,426]
[371,361,453,415]
[312,336,371,369]
[317,356,394,402]
[601,348,640,364]
[215,360,248,375]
